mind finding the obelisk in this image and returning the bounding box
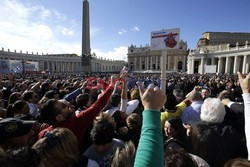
[82,0,91,73]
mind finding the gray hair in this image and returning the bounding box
[200,98,226,124]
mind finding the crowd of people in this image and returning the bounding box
[0,71,249,167]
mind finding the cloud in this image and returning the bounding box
[90,26,101,37]
[0,0,79,55]
[61,27,74,36]
[118,29,127,35]
[132,26,140,32]
[92,46,127,61]
[0,0,126,62]
[40,7,51,20]
[52,9,67,21]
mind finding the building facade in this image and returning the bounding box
[188,32,250,74]
[0,48,125,74]
[198,32,250,46]
[127,40,188,73]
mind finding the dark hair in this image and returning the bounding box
[91,119,114,145]
[22,91,35,102]
[164,149,198,167]
[39,99,59,125]
[111,110,122,124]
[1,146,41,167]
[165,117,188,150]
[41,82,50,91]
[56,83,63,90]
[8,92,21,105]
[164,93,177,111]
[110,94,121,107]
[6,100,28,118]
[76,93,89,110]
[59,90,69,99]
[191,124,226,167]
[44,90,59,99]
[173,89,184,96]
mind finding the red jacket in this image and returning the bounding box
[39,85,114,149]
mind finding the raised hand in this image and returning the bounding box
[237,72,250,94]
[139,85,166,111]
[80,80,88,90]
[111,74,119,85]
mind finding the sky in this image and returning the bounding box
[0,0,250,61]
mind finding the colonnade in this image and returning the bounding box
[188,55,250,74]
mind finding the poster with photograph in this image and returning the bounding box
[151,28,180,50]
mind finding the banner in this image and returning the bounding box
[205,65,217,73]
[0,60,10,73]
[151,28,180,50]
[9,60,23,73]
[25,61,39,72]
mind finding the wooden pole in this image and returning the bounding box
[161,50,167,92]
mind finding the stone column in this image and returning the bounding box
[59,62,62,72]
[225,57,230,73]
[217,57,222,73]
[70,62,72,72]
[57,62,59,72]
[134,57,137,71]
[242,55,247,74]
[49,62,52,72]
[200,58,204,74]
[246,55,250,73]
[146,56,149,70]
[139,57,142,70]
[233,56,239,73]
[61,62,64,72]
[182,56,186,72]
[211,57,215,65]
[167,55,171,70]
[65,62,68,72]
[191,58,194,74]
[158,56,160,70]
[52,61,56,72]
[148,56,150,70]
[174,56,178,70]
[151,56,153,70]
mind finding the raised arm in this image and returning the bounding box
[134,86,166,167]
[120,75,128,112]
[237,72,250,160]
[63,81,87,101]
[76,75,118,124]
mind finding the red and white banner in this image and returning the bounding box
[151,28,180,50]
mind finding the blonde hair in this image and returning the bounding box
[126,113,142,131]
[111,141,135,167]
[95,112,113,123]
[224,158,250,167]
[32,128,80,167]
[130,89,139,100]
